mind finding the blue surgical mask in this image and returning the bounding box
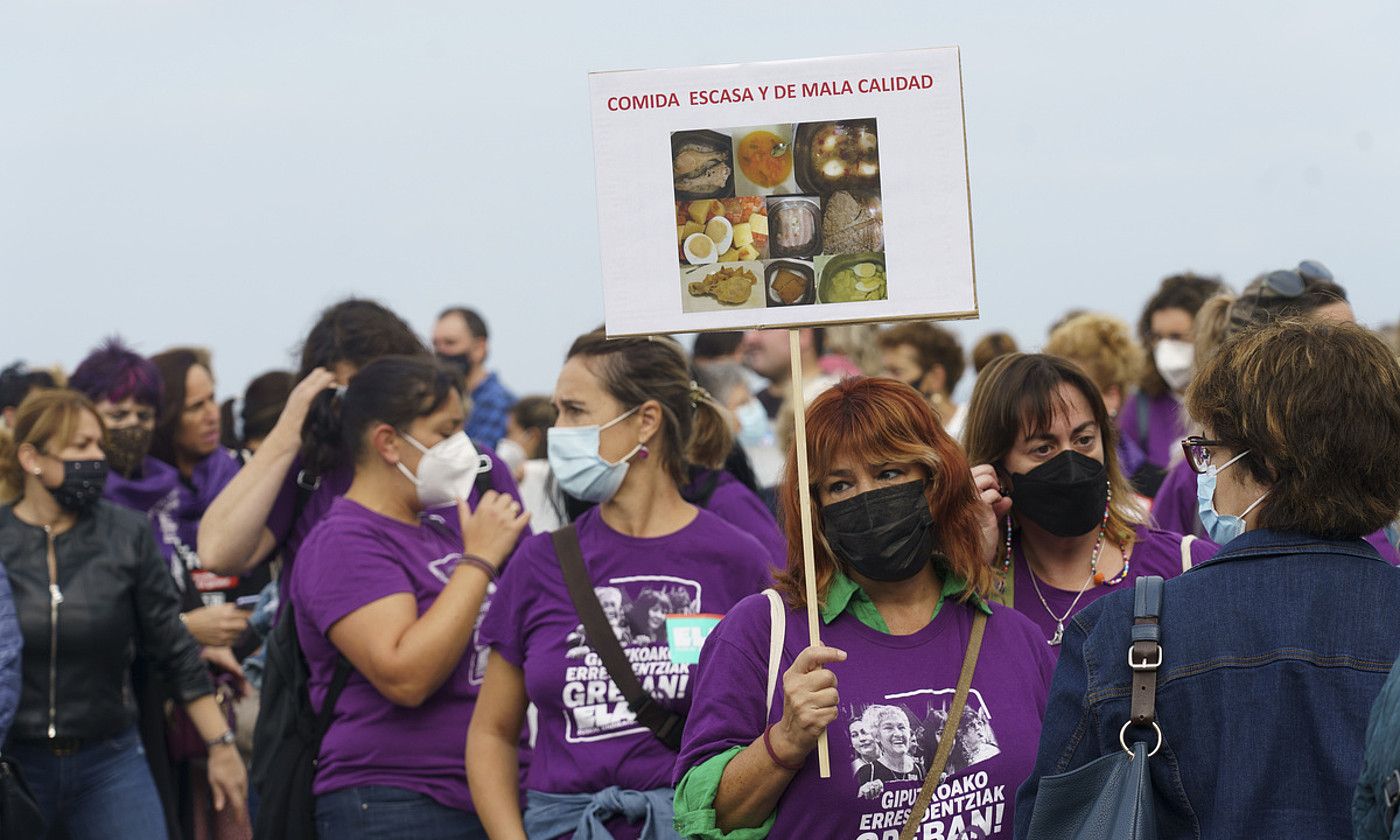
[735,399,770,448]
[1196,449,1267,544]
[547,406,643,504]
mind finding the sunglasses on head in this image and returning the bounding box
[1232,260,1333,328]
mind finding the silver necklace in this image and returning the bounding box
[1024,545,1096,646]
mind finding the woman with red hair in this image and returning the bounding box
[673,377,1054,840]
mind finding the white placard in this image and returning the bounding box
[589,47,977,337]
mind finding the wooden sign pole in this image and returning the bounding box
[788,328,831,778]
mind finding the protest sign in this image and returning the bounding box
[589,46,976,337]
[589,47,977,779]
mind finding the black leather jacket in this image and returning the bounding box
[0,501,212,742]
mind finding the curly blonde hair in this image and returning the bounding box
[1044,313,1142,401]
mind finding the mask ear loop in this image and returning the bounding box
[599,405,645,466]
[1238,492,1268,520]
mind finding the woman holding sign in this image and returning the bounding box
[673,377,1053,840]
[466,330,771,840]
[964,354,1215,646]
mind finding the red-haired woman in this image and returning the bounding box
[673,377,1054,840]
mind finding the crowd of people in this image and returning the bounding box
[2,261,1400,840]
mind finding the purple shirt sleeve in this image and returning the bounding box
[476,532,548,668]
[674,594,773,784]
[703,474,787,570]
[298,527,417,636]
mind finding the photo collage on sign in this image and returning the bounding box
[672,119,886,314]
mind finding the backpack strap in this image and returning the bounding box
[473,459,494,500]
[551,525,686,751]
[762,589,785,714]
[314,658,353,743]
[1179,534,1197,573]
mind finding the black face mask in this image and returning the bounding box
[822,481,937,582]
[1009,451,1107,537]
[437,352,474,380]
[48,458,109,514]
[104,426,152,477]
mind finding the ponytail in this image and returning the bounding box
[685,383,734,470]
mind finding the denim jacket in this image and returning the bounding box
[1016,529,1400,840]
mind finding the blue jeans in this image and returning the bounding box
[315,785,487,839]
[7,725,168,840]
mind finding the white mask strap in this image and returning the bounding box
[1211,448,1251,476]
[599,405,640,431]
[1239,492,1268,519]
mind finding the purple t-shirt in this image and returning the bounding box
[477,505,772,839]
[292,496,494,812]
[1004,525,1216,644]
[677,593,1055,840]
[689,469,787,570]
[272,445,526,606]
[1118,391,1185,470]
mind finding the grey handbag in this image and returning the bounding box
[1024,575,1166,840]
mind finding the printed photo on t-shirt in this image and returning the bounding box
[848,688,1001,801]
[560,575,704,744]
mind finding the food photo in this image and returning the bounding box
[671,119,887,313]
[676,197,768,265]
[680,261,766,312]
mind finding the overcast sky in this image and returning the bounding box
[3,1,1397,401]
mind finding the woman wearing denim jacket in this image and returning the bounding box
[1016,319,1400,839]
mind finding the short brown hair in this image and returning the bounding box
[971,331,1018,373]
[876,322,966,395]
[1185,319,1400,538]
[566,330,732,486]
[775,377,992,609]
[0,389,106,503]
[1044,313,1143,398]
[964,354,1143,554]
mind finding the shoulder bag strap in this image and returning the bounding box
[763,589,786,714]
[898,609,987,840]
[551,525,686,751]
[1179,535,1196,573]
[1128,575,1165,734]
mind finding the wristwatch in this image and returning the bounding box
[205,730,236,749]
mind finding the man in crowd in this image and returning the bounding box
[740,327,826,419]
[432,306,516,447]
[876,322,968,438]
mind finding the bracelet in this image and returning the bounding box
[762,723,803,772]
[205,730,236,749]
[459,554,498,582]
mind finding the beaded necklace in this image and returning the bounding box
[997,481,1129,591]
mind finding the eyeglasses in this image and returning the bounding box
[1180,436,1226,474]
